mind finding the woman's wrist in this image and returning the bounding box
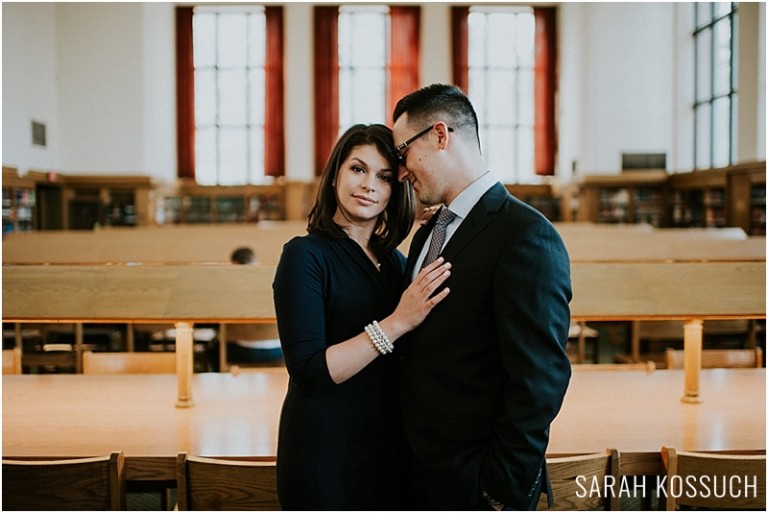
[377,316,408,344]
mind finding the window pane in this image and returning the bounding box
[487,69,516,125]
[695,28,712,102]
[695,104,712,169]
[695,3,711,29]
[467,13,487,67]
[196,127,217,186]
[517,128,534,182]
[249,69,266,126]
[518,69,534,125]
[218,69,247,126]
[193,14,216,68]
[248,13,266,67]
[249,127,265,183]
[219,128,248,185]
[218,14,248,68]
[488,127,516,182]
[195,69,217,127]
[713,2,732,18]
[487,14,516,68]
[516,13,535,67]
[712,18,732,97]
[712,97,730,168]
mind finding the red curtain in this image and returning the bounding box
[265,7,285,177]
[450,6,469,94]
[388,6,421,119]
[313,6,340,177]
[176,6,195,179]
[534,7,558,176]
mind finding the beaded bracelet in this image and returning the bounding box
[365,321,393,355]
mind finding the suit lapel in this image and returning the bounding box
[440,182,508,264]
[405,214,438,279]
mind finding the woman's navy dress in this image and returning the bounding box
[272,232,409,510]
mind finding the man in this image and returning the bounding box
[393,84,572,510]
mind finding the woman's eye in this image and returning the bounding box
[351,166,365,173]
[378,174,392,183]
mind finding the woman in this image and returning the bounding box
[272,124,451,509]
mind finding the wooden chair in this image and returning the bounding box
[82,350,176,374]
[661,446,766,510]
[537,449,619,510]
[176,453,280,510]
[2,346,22,374]
[2,451,126,510]
[664,347,763,369]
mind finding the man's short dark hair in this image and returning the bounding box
[393,84,480,147]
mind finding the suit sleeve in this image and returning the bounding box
[479,220,573,509]
[272,238,336,396]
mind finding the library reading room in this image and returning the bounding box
[2,2,766,511]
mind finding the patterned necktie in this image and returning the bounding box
[421,207,456,269]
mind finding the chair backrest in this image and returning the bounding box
[662,446,766,510]
[2,347,22,374]
[537,449,619,511]
[82,351,176,374]
[664,348,763,369]
[2,452,126,510]
[176,453,280,510]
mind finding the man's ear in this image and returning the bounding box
[434,122,451,149]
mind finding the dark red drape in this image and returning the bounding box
[313,6,340,177]
[176,6,195,179]
[388,6,421,120]
[534,7,558,176]
[450,6,469,94]
[265,6,285,177]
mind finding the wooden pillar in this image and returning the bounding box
[681,319,703,403]
[175,322,195,408]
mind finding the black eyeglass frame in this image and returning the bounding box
[394,124,454,164]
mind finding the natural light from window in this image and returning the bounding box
[338,5,389,137]
[193,6,266,186]
[468,7,536,184]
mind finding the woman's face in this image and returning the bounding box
[332,144,394,227]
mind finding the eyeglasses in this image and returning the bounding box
[395,124,454,165]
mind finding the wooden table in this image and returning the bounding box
[1,221,307,266]
[3,368,763,481]
[3,265,278,405]
[570,261,765,402]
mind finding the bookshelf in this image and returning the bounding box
[61,176,153,229]
[2,167,37,235]
[504,184,560,221]
[573,170,668,226]
[725,161,766,236]
[163,182,286,224]
[667,168,728,228]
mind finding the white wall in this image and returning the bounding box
[560,3,675,177]
[2,3,60,171]
[2,2,764,184]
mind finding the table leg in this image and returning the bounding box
[219,323,229,373]
[175,322,195,408]
[681,319,703,404]
[631,320,641,363]
[75,323,83,374]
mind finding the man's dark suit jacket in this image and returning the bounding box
[399,182,572,510]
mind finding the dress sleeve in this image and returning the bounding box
[272,238,336,395]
